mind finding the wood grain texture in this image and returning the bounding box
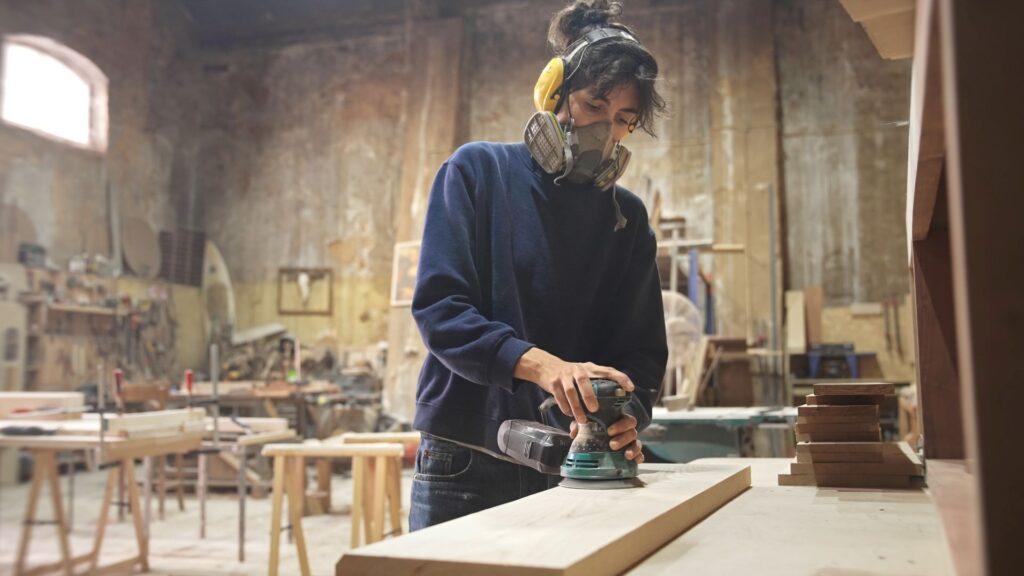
[336,464,751,576]
[778,473,914,489]
[812,382,895,396]
[796,451,884,463]
[794,422,880,434]
[796,431,881,443]
[790,461,923,476]
[798,404,878,417]
[806,394,885,406]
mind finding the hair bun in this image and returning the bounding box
[548,1,624,53]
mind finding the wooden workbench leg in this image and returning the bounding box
[198,453,207,539]
[89,466,118,572]
[370,455,388,543]
[317,458,332,512]
[42,452,74,576]
[175,453,185,511]
[157,455,167,520]
[268,455,286,576]
[287,457,312,576]
[117,464,125,522]
[387,455,403,536]
[350,456,364,549]
[123,459,149,572]
[15,450,46,575]
[361,457,376,543]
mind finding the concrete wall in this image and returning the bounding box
[777,0,911,304]
[0,0,201,265]
[0,1,207,376]
[191,32,407,347]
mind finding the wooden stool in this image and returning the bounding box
[262,442,405,576]
[336,431,420,543]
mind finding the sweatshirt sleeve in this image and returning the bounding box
[411,157,534,392]
[601,211,668,433]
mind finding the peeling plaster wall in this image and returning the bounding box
[194,33,407,345]
[0,0,202,265]
[777,0,911,304]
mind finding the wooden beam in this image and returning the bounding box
[336,464,750,576]
[939,0,1024,571]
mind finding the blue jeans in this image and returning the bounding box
[409,433,558,531]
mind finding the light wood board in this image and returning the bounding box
[336,463,751,576]
[785,291,806,354]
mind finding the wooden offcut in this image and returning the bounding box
[806,394,886,406]
[785,291,807,354]
[794,422,880,434]
[798,404,878,418]
[336,464,751,576]
[778,473,914,489]
[813,382,895,396]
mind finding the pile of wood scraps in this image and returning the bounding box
[779,382,924,488]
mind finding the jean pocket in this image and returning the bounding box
[414,437,473,481]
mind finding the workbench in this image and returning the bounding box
[643,406,796,462]
[337,457,952,575]
[0,428,203,575]
[627,458,953,575]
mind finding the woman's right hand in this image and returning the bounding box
[513,347,634,424]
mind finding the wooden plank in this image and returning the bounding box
[794,422,880,434]
[336,464,751,576]
[803,286,824,347]
[796,451,884,463]
[790,461,923,476]
[778,473,914,489]
[680,336,709,408]
[797,404,878,418]
[796,441,886,454]
[0,392,84,417]
[797,414,878,425]
[785,291,806,354]
[262,442,405,458]
[796,430,881,443]
[840,0,914,21]
[806,394,885,406]
[813,382,894,396]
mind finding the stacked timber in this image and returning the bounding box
[778,383,924,488]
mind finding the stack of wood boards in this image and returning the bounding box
[779,382,924,488]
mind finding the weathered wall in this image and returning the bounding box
[0,0,201,265]
[0,1,207,376]
[192,31,407,346]
[777,0,911,304]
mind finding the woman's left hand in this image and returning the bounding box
[569,413,644,463]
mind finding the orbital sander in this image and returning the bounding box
[497,378,642,490]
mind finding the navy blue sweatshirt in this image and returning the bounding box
[411,141,667,454]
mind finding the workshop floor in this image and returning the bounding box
[0,465,414,576]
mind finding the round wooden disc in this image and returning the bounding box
[121,217,161,279]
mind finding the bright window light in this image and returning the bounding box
[1,36,107,150]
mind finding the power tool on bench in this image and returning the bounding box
[497,378,642,490]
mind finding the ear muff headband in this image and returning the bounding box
[532,28,641,113]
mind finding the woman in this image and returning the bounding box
[409,0,668,530]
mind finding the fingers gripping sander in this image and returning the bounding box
[497,379,641,490]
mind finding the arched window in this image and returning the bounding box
[0,35,107,151]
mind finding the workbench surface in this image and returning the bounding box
[628,458,954,575]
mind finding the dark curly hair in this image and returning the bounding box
[547,0,666,137]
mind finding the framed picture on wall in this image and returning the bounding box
[390,241,421,307]
[277,267,333,316]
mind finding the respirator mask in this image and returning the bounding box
[524,109,632,191]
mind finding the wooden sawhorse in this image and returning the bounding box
[4,433,201,576]
[262,441,405,576]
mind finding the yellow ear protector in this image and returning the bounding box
[533,27,643,117]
